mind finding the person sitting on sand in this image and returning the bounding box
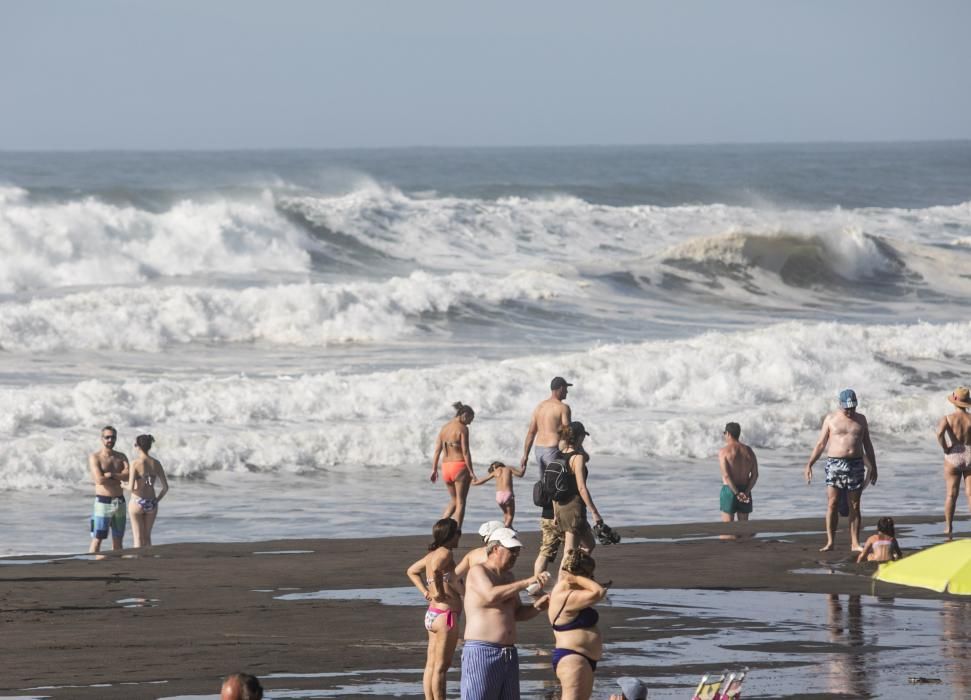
[220,672,263,700]
[127,434,169,548]
[461,527,550,700]
[430,402,477,528]
[548,548,609,700]
[856,516,903,563]
[609,677,648,700]
[473,461,527,527]
[804,389,878,553]
[935,386,971,539]
[718,422,758,522]
[406,518,463,700]
[88,425,130,553]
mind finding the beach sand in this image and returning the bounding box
[0,515,966,699]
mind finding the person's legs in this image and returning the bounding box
[501,499,514,528]
[430,621,460,700]
[453,470,472,529]
[963,469,971,526]
[89,536,104,554]
[142,509,158,547]
[847,489,863,551]
[556,654,595,700]
[89,500,110,553]
[423,628,438,700]
[442,482,457,521]
[534,518,561,577]
[821,487,839,552]
[945,466,962,539]
[129,506,146,548]
[737,511,749,522]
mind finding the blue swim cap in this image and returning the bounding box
[839,388,858,408]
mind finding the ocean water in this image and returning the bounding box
[2,142,971,556]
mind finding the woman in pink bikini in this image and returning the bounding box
[430,402,477,528]
[406,518,463,700]
[936,387,971,539]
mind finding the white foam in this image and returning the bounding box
[1,319,966,490]
[0,270,575,352]
[0,188,311,293]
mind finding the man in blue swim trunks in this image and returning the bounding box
[804,389,878,552]
[88,425,130,553]
[461,528,550,700]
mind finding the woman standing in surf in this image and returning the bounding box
[430,402,477,528]
[127,434,169,547]
[936,386,971,539]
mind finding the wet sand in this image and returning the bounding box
[0,514,967,699]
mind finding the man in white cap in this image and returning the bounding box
[455,521,506,578]
[461,527,550,700]
[803,388,878,552]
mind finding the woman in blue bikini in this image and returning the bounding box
[127,434,169,548]
[547,548,608,700]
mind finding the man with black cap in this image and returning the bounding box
[803,388,878,553]
[520,376,573,578]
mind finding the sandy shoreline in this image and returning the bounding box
[0,514,964,699]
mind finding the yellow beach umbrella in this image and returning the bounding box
[875,539,971,594]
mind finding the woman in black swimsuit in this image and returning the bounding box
[547,548,607,700]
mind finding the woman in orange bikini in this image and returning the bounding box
[936,386,971,539]
[430,402,477,528]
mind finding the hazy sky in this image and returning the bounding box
[2,1,969,149]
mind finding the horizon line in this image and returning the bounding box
[1,137,969,154]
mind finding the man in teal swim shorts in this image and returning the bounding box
[718,422,758,522]
[88,425,130,553]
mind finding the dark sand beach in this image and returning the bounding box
[1,515,968,699]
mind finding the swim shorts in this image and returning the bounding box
[539,517,563,560]
[461,641,519,700]
[535,445,560,519]
[825,457,866,491]
[91,495,126,540]
[719,485,753,514]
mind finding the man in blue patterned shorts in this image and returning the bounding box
[803,389,878,552]
[88,425,130,553]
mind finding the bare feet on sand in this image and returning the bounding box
[819,543,834,552]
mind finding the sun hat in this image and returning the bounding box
[838,388,858,409]
[477,520,505,539]
[948,387,971,409]
[486,527,523,549]
[617,677,648,700]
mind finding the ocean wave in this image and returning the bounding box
[0,186,311,293]
[5,181,971,295]
[2,319,966,490]
[0,270,576,352]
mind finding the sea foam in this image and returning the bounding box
[2,319,965,490]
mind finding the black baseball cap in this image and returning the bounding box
[551,376,573,390]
